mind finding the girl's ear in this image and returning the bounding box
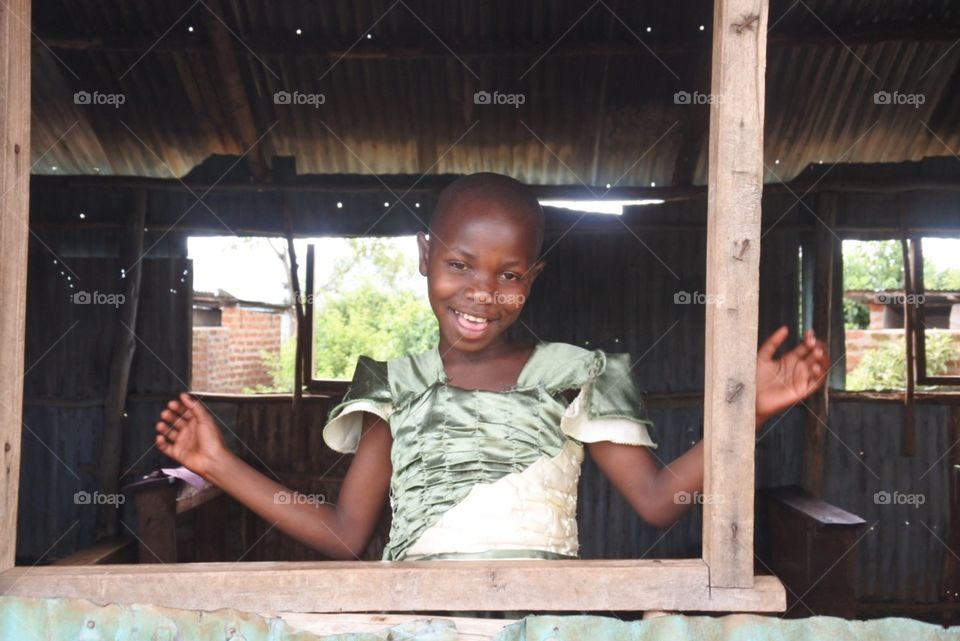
[526,259,546,285]
[416,231,430,276]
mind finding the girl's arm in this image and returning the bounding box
[156,394,391,559]
[588,327,828,529]
[587,438,703,529]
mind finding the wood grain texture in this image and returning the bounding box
[0,0,31,572]
[0,560,785,612]
[802,197,837,496]
[702,0,769,588]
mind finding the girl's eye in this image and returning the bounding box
[448,261,467,271]
[501,272,521,282]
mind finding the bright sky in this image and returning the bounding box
[187,235,424,305]
[921,237,960,271]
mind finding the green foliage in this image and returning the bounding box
[843,238,960,291]
[843,240,904,291]
[927,262,960,290]
[846,330,956,391]
[842,239,960,330]
[312,283,438,379]
[253,237,437,391]
[843,299,870,330]
[244,340,297,394]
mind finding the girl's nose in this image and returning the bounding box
[466,288,494,304]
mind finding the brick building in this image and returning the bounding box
[191,290,291,393]
[845,290,960,375]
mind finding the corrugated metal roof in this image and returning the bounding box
[29,0,960,184]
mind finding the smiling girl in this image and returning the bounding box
[155,173,829,561]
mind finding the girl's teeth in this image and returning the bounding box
[456,310,488,324]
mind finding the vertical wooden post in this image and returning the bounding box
[900,229,917,457]
[802,197,837,497]
[703,0,769,588]
[0,0,31,571]
[943,406,960,607]
[96,191,146,540]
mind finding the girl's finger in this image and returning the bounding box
[792,340,813,361]
[159,409,182,425]
[155,419,178,440]
[758,325,789,360]
[181,393,213,423]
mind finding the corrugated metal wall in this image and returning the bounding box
[823,402,952,603]
[18,242,191,562]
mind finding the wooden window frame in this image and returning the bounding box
[302,243,356,395]
[910,236,960,386]
[0,0,785,613]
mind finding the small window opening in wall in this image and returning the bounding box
[841,238,960,391]
[538,198,664,215]
[187,236,434,393]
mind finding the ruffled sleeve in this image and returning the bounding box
[322,356,393,454]
[559,350,657,449]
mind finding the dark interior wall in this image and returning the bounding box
[18,250,191,562]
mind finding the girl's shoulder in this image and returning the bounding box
[342,342,633,399]
[519,341,615,392]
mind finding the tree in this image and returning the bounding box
[312,283,438,379]
[250,237,437,392]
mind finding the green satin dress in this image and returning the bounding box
[322,341,656,561]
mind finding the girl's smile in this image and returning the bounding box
[450,305,496,339]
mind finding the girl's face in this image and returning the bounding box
[417,199,544,354]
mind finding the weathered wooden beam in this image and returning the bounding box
[802,197,837,497]
[36,23,960,57]
[0,0,31,572]
[943,406,960,604]
[900,227,917,457]
[205,0,268,181]
[702,0,769,589]
[0,560,786,612]
[51,539,136,566]
[96,191,145,541]
[29,173,960,201]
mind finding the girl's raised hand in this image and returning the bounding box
[755,325,830,426]
[154,392,229,479]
